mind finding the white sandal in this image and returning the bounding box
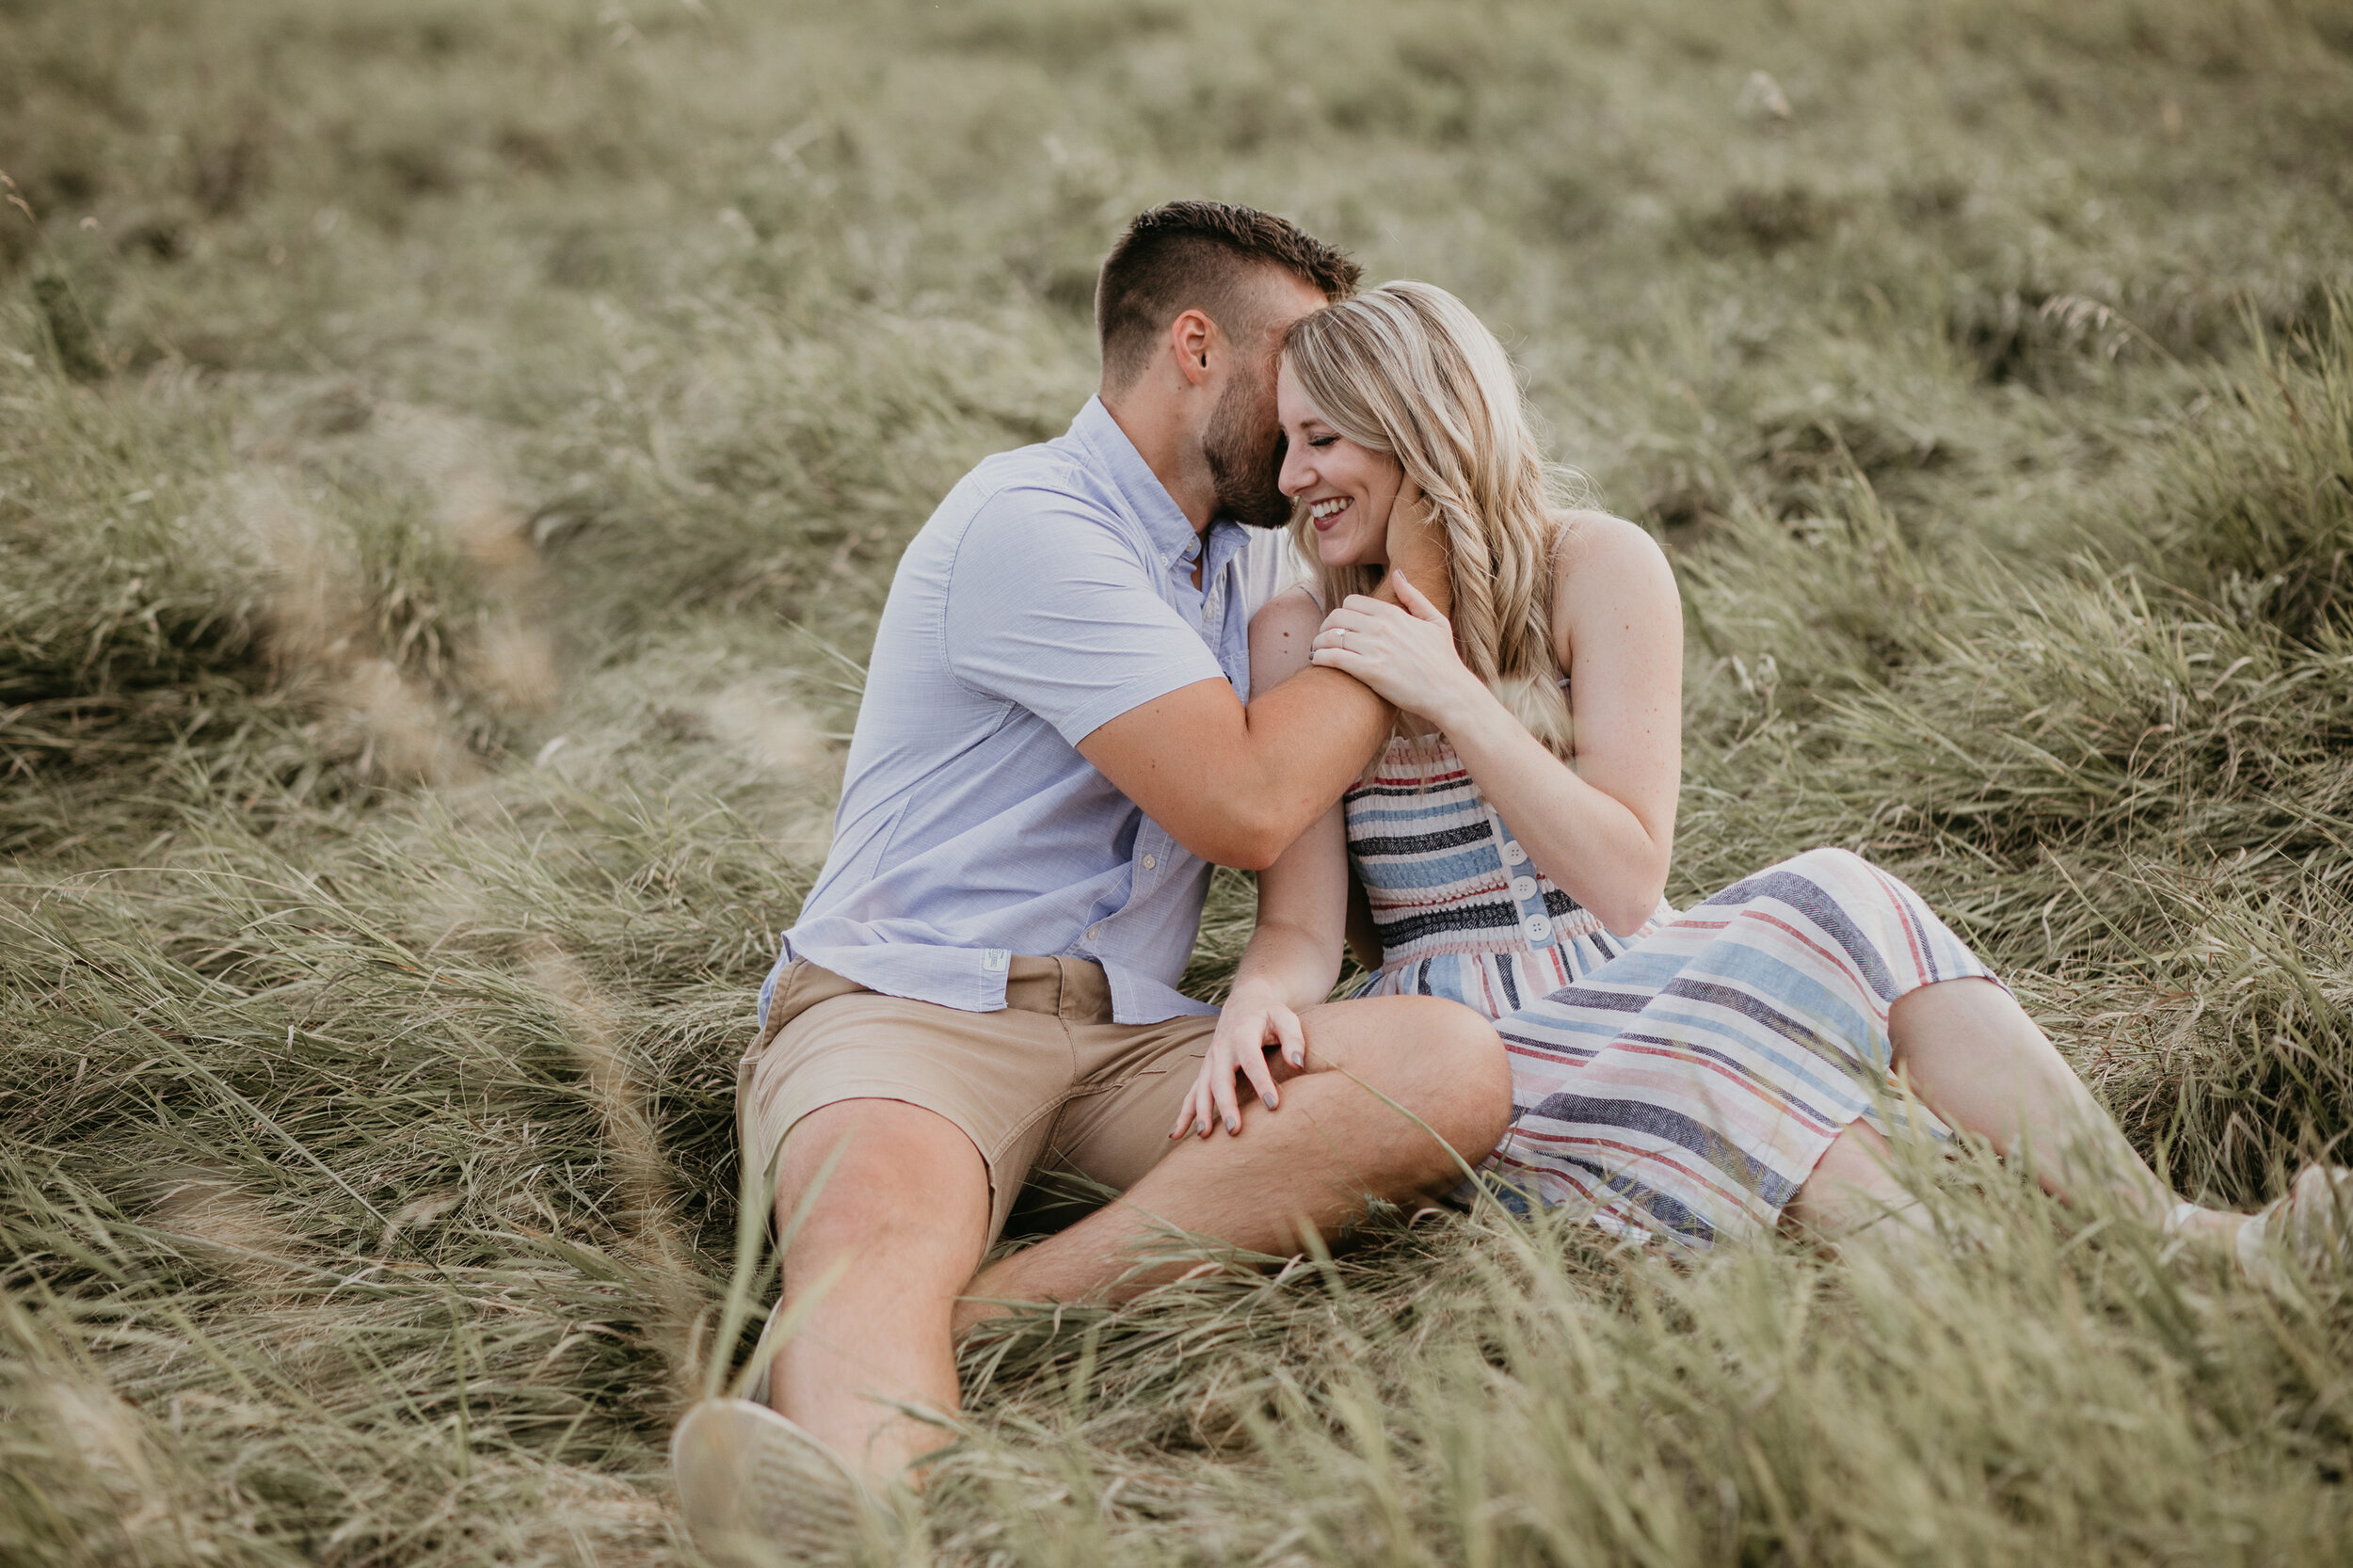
[672,1398,881,1568]
[2232,1164,2353,1297]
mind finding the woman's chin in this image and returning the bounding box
[1318,540,1386,570]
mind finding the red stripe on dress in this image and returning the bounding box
[1494,1132,1772,1222]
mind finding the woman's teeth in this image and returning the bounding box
[1309,497,1351,523]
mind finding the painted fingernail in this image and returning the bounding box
[1262,1092,1277,1110]
[1225,1115,1239,1134]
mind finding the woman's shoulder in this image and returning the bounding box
[1247,584,1326,695]
[1545,509,1679,643]
[1549,508,1669,575]
[1251,581,1325,632]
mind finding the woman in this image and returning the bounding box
[1172,280,2344,1281]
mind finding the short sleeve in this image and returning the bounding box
[943,488,1227,745]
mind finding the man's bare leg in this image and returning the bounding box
[954,995,1508,1329]
[765,1098,991,1482]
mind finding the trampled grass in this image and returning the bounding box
[6,0,2353,1562]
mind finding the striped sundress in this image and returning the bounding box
[1345,734,1998,1248]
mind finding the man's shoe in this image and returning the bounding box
[2235,1164,2353,1297]
[671,1398,875,1567]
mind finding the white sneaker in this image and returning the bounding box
[2235,1164,2353,1296]
[671,1398,876,1567]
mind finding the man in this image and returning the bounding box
[673,201,1510,1556]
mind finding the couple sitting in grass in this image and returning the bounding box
[674,200,2350,1560]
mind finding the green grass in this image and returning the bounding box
[6,0,2353,1562]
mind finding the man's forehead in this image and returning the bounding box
[1260,271,1330,331]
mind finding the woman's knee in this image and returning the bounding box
[1778,844,1877,885]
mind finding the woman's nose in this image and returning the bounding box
[1277,445,1310,497]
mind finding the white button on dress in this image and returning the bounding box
[1512,875,1538,900]
[1501,841,1529,865]
[1523,913,1553,942]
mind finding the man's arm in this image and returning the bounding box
[1077,588,1392,870]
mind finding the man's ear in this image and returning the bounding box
[1168,308,1216,389]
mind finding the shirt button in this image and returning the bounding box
[1501,841,1529,866]
[1523,913,1553,942]
[1141,854,1157,870]
[1512,876,1538,900]
[1086,924,1099,941]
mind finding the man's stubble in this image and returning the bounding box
[1203,362,1293,532]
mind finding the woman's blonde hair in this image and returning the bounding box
[1281,280,1586,755]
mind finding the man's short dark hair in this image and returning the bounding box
[1095,200,1361,393]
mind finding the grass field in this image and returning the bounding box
[7,0,2353,1562]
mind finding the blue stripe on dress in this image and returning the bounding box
[1344,740,2004,1251]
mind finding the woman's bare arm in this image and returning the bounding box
[1307,514,1681,936]
[1172,586,1358,1139]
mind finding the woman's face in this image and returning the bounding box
[1276,360,1403,569]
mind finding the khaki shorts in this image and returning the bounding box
[738,956,1219,1243]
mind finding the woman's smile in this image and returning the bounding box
[1277,361,1401,567]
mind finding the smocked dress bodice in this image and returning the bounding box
[1342,734,1673,1017]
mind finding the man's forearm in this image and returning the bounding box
[1228,667,1393,865]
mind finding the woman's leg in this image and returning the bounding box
[1866,975,2246,1246]
[1783,1117,1929,1240]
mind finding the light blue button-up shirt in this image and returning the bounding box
[767,396,1301,1026]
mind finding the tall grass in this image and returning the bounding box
[5,0,2353,1562]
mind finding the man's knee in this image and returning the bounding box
[775,1100,990,1281]
[1334,996,1512,1161]
[1424,1001,1512,1159]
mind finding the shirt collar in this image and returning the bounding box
[1069,395,1211,571]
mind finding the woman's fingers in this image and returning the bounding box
[1239,1027,1281,1112]
[1171,1068,1211,1139]
[1170,1012,1303,1138]
[1209,1048,1243,1135]
[1271,1004,1307,1069]
[1335,595,1412,628]
[1173,1034,1238,1139]
[1389,569,1447,624]
[1312,611,1390,656]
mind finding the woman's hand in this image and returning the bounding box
[1309,570,1486,727]
[1171,984,1305,1139]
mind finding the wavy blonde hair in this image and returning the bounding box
[1282,280,1585,756]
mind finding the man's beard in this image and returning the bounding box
[1203,373,1293,531]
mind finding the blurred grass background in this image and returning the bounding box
[6,0,2353,1562]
